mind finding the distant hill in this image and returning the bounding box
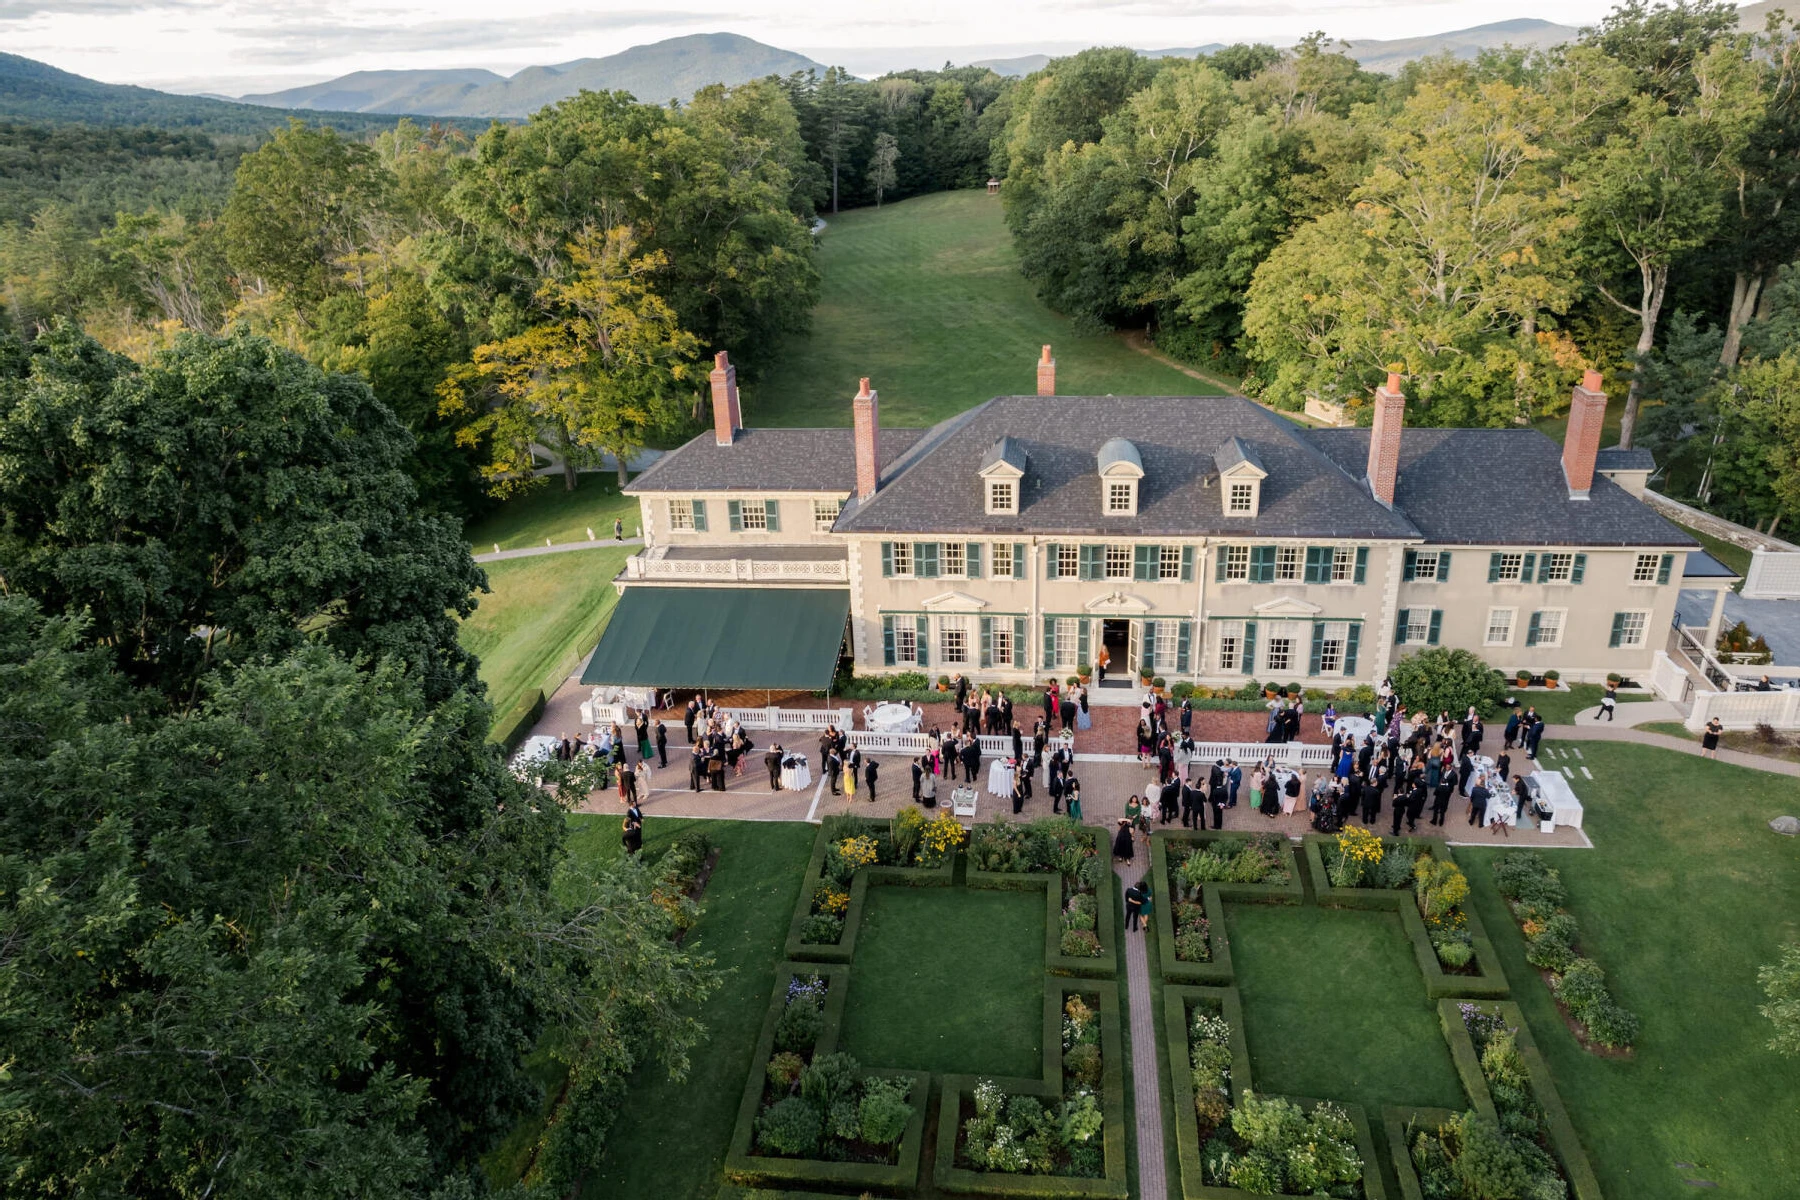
[242,33,828,117]
[0,51,447,137]
[1738,0,1791,28]
[1340,18,1578,73]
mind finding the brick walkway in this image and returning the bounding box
[1115,859,1169,1200]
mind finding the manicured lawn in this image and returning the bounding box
[459,546,629,723]
[1224,903,1467,1113]
[1457,742,1800,1199]
[464,474,641,553]
[576,817,817,1200]
[1506,683,1652,725]
[751,190,1219,429]
[839,883,1045,1078]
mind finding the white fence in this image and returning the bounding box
[1686,687,1800,732]
[721,706,853,731]
[1649,651,1693,705]
[624,554,847,583]
[1184,742,1334,769]
[848,731,1025,756]
[1744,550,1800,599]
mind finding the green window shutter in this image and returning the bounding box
[917,542,939,578]
[1437,551,1451,582]
[1306,547,1330,584]
[1079,544,1101,581]
[1013,543,1027,580]
[1176,621,1192,672]
[1354,546,1368,584]
[1241,622,1257,675]
[1521,552,1537,583]
[880,542,894,578]
[1045,543,1061,579]
[979,616,993,668]
[1043,616,1056,665]
[1526,612,1541,647]
[882,615,896,666]
[1395,608,1410,645]
[1077,619,1090,665]
[1657,553,1674,585]
[1609,612,1626,648]
[1215,548,1229,582]
[1343,624,1361,675]
[1141,621,1157,674]
[1402,549,1417,582]
[727,499,743,532]
[1488,552,1503,583]
[1014,617,1028,668]
[966,543,982,579]
[916,616,929,668]
[1181,545,1194,582]
[1571,552,1587,584]
[691,499,708,531]
[1133,544,1156,582]
[1308,622,1325,674]
[1427,610,1442,645]
[1251,545,1276,583]
[764,499,780,532]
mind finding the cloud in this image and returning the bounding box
[218,8,732,61]
[0,0,200,18]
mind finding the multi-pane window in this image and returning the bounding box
[1485,608,1514,646]
[1318,622,1348,674]
[812,499,840,531]
[988,481,1015,514]
[1275,546,1302,581]
[890,542,912,576]
[668,499,695,531]
[1228,482,1254,513]
[993,623,1013,665]
[942,542,966,576]
[1492,553,1525,582]
[1616,611,1648,648]
[740,501,768,531]
[1633,553,1661,583]
[1538,552,1575,583]
[939,617,969,665]
[1217,622,1243,671]
[1266,635,1293,673]
[1107,482,1135,513]
[1054,618,1078,667]
[1159,545,1183,580]
[894,623,917,663]
[992,542,1014,578]
[1221,546,1249,581]
[1331,547,1357,582]
[1405,611,1432,644]
[1411,551,1440,581]
[1058,544,1079,578]
[1105,545,1131,579]
[1153,620,1180,671]
[1530,610,1564,647]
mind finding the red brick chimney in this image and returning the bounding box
[853,377,880,501]
[1563,369,1606,500]
[1037,345,1056,396]
[710,350,741,447]
[1365,372,1405,508]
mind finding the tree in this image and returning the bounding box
[813,67,866,214]
[1388,646,1508,718]
[870,131,900,206]
[442,225,700,492]
[1760,941,1800,1057]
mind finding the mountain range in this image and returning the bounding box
[240,33,825,117]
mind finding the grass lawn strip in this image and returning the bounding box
[1150,830,1304,985]
[463,474,641,552]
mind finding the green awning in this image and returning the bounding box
[581,587,849,691]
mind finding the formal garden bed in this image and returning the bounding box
[966,816,1120,977]
[1150,830,1303,983]
[785,809,963,961]
[1304,830,1510,999]
[1490,851,1639,1054]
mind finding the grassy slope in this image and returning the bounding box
[459,547,628,720]
[750,190,1220,430]
[464,475,642,553]
[1457,742,1800,1199]
[575,816,817,1200]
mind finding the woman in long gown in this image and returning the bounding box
[1111,818,1135,862]
[1261,770,1281,817]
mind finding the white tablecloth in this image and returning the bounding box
[869,703,918,732]
[510,735,558,778]
[1527,771,1583,829]
[780,755,812,790]
[1334,716,1375,743]
[987,760,1015,797]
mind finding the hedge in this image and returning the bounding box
[783,820,957,963]
[931,979,1128,1198]
[1436,1000,1604,1200]
[723,961,931,1192]
[1301,836,1510,1000]
[1150,832,1304,984]
[1380,1106,1465,1200]
[491,688,549,755]
[965,824,1119,979]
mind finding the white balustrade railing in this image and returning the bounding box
[624,554,847,582]
[720,706,853,731]
[1649,651,1691,705]
[847,732,1025,757]
[1686,687,1800,732]
[1184,742,1334,768]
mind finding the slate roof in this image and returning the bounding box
[1097,437,1143,474]
[1595,446,1656,473]
[1308,427,1697,548]
[980,436,1028,473]
[833,395,1421,539]
[625,427,927,493]
[1215,436,1264,475]
[1683,550,1741,579]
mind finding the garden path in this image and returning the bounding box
[1113,859,1170,1200]
[473,535,642,562]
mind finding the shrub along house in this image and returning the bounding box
[582,348,1710,696]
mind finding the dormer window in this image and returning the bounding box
[1097,437,1144,517]
[988,480,1016,514]
[1214,436,1266,518]
[979,436,1027,517]
[1228,482,1254,514]
[1106,481,1135,513]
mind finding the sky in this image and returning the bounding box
[1,0,1636,96]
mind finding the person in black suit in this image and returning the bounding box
[863,757,879,802]
[961,738,981,784]
[911,756,924,803]
[654,720,668,767]
[765,744,784,790]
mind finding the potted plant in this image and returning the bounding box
[1152,676,1167,693]
[1606,672,1622,688]
[1076,661,1092,684]
[1065,674,1080,687]
[1264,681,1278,698]
[1544,669,1561,689]
[1515,669,1531,688]
[937,674,951,692]
[1139,669,1154,687]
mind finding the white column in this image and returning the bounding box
[1704,586,1729,652]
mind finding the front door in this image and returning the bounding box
[1101,618,1132,685]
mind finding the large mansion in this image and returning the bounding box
[600,349,1708,691]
